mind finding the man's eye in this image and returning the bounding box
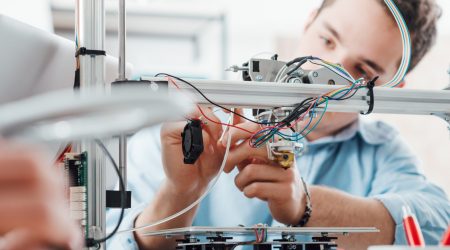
[355,65,370,79]
[319,36,334,48]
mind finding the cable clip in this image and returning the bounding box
[75,47,106,57]
[361,76,378,115]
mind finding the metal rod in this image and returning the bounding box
[76,0,106,248]
[142,77,450,116]
[119,135,127,191]
[117,0,127,81]
[117,0,128,194]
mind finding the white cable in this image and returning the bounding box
[382,0,412,87]
[308,59,356,83]
[117,110,235,234]
[275,65,288,82]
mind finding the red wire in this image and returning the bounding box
[167,76,254,134]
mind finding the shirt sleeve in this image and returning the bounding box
[106,125,166,249]
[369,134,450,245]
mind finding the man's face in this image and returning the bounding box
[296,0,403,139]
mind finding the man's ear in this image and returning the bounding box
[304,9,319,32]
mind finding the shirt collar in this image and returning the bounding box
[306,116,398,146]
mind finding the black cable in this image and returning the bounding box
[154,73,279,125]
[85,140,126,247]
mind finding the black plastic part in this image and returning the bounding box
[252,60,260,72]
[106,190,131,208]
[206,236,233,241]
[85,238,100,249]
[312,236,337,242]
[242,62,252,81]
[181,119,204,164]
[253,244,272,250]
[274,245,304,250]
[360,76,378,115]
[204,236,234,250]
[75,47,106,57]
[175,236,200,250]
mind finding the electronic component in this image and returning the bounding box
[64,152,88,235]
[141,226,379,250]
[181,119,204,164]
[228,57,352,85]
[253,108,305,168]
[228,55,358,168]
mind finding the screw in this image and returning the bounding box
[312,71,319,77]
[289,78,301,83]
[255,75,263,81]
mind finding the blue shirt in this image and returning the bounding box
[106,118,450,249]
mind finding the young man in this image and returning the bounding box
[107,0,450,249]
[0,142,82,250]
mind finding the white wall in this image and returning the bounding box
[0,0,53,32]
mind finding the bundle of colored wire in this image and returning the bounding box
[253,228,267,243]
[249,77,364,148]
[382,0,412,87]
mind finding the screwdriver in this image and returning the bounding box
[441,225,450,246]
[402,205,425,247]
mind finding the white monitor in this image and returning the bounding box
[0,14,132,105]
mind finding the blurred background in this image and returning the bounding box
[1,0,449,195]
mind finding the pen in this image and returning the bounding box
[402,205,425,247]
[442,225,450,246]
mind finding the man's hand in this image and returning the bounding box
[0,142,83,250]
[161,108,225,193]
[221,121,306,225]
[134,109,227,250]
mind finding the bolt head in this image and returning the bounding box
[255,75,263,81]
[312,71,319,77]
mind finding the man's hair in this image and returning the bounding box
[318,0,442,71]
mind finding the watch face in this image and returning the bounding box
[183,128,192,152]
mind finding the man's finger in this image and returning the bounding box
[229,108,246,125]
[223,142,267,173]
[234,164,294,191]
[241,182,287,201]
[196,107,223,142]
